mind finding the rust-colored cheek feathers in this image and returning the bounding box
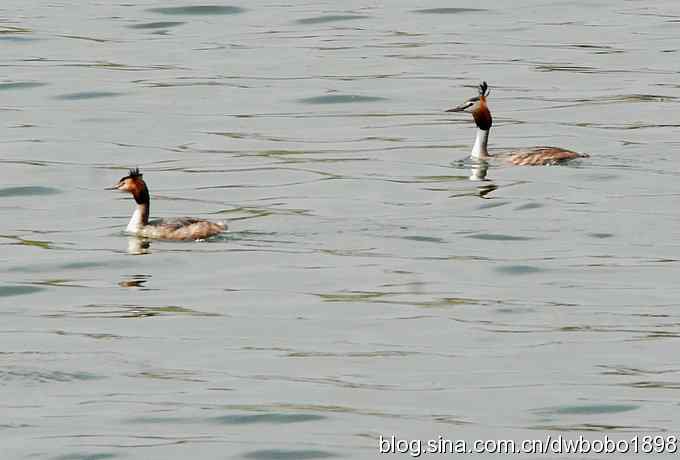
[125,178,150,205]
[127,179,143,196]
[472,98,492,131]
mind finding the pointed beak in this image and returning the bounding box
[446,101,473,112]
[106,183,121,191]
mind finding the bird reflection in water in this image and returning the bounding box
[468,160,497,198]
[118,273,151,289]
[127,236,150,255]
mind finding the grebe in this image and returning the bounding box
[108,168,226,241]
[447,82,589,166]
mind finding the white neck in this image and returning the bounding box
[126,206,145,233]
[471,128,490,159]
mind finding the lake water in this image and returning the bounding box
[3,1,680,458]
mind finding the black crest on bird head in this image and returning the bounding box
[126,168,142,180]
[478,81,490,97]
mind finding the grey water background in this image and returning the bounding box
[2,0,680,458]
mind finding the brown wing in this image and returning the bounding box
[144,218,226,240]
[507,147,589,166]
[151,217,203,230]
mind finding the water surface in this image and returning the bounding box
[2,0,680,458]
